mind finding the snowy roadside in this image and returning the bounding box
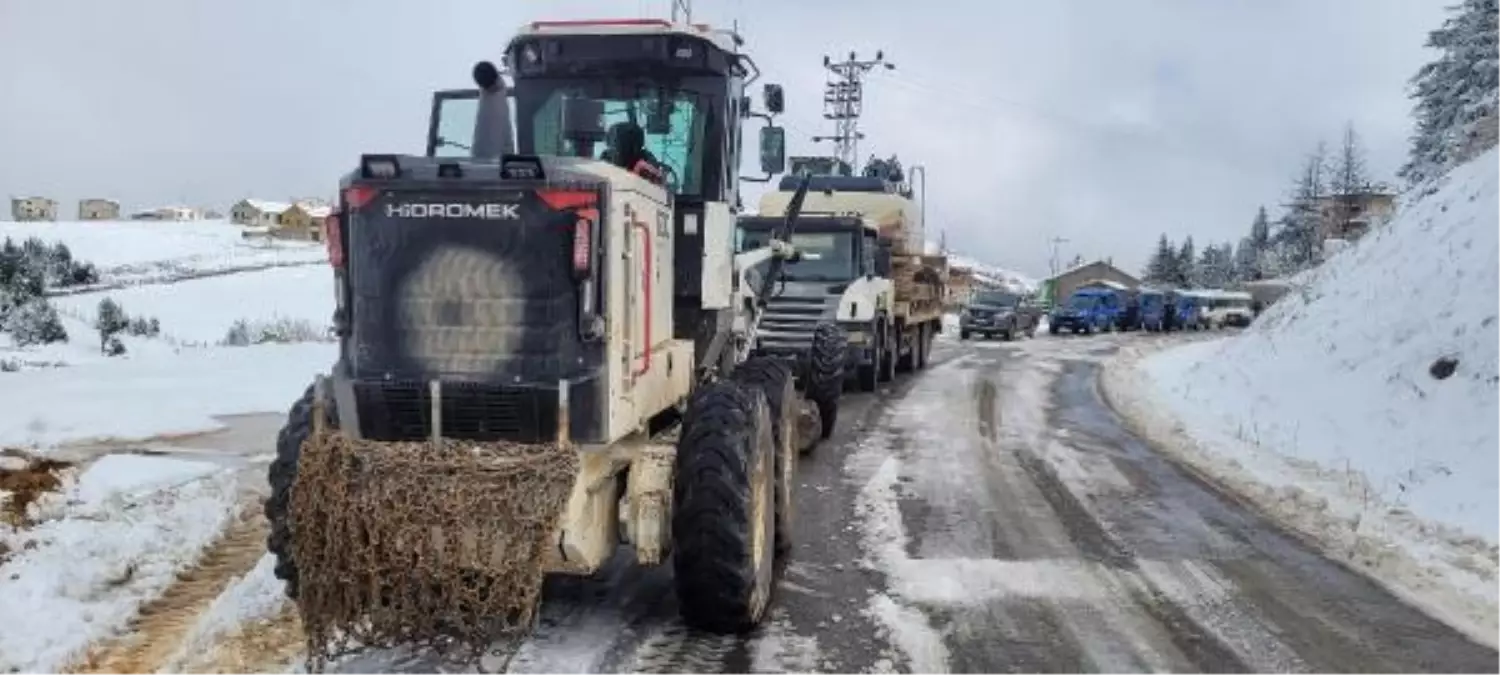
[0,454,244,672]
[1100,341,1499,649]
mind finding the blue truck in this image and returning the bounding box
[1048,288,1120,335]
[1139,288,1167,331]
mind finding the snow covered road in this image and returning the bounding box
[183,331,1494,673]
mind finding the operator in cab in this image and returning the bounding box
[601,121,666,184]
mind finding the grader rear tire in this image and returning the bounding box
[672,380,777,633]
[805,322,847,442]
[264,382,336,600]
[732,357,798,557]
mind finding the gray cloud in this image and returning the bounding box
[0,0,1444,277]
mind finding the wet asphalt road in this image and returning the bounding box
[323,332,1497,674]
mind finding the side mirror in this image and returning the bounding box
[763,84,785,115]
[759,126,786,175]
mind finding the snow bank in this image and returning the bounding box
[1101,148,1500,647]
[52,265,334,346]
[0,219,325,287]
[0,457,240,672]
[0,342,334,447]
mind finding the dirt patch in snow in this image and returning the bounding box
[0,448,74,526]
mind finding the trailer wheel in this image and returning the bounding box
[879,320,898,383]
[673,380,777,633]
[265,381,337,600]
[805,322,846,441]
[914,323,930,370]
[731,356,798,556]
[857,321,882,392]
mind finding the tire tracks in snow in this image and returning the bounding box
[71,508,270,674]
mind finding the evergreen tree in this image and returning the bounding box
[1175,236,1196,288]
[4,299,68,346]
[1232,237,1259,283]
[1275,143,1329,272]
[1328,123,1373,238]
[1196,243,1234,289]
[1144,234,1175,284]
[1400,0,1499,184]
[95,297,129,354]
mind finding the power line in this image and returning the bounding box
[812,50,896,172]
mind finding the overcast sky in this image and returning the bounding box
[0,0,1446,278]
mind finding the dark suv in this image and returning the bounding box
[960,289,1039,340]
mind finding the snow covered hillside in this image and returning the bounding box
[0,219,325,288]
[926,241,1040,294]
[1104,147,1499,645]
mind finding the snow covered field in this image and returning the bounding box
[1,222,336,447]
[0,219,326,288]
[52,265,335,346]
[1103,148,1499,646]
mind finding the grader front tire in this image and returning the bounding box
[264,382,335,601]
[732,356,798,557]
[805,322,848,442]
[672,380,777,633]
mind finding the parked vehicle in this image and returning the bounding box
[1203,290,1255,328]
[1118,289,1143,331]
[1172,292,1210,330]
[960,289,1039,340]
[1048,288,1118,335]
[1139,288,1167,331]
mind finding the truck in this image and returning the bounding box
[743,166,947,393]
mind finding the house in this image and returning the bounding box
[1041,260,1140,307]
[230,199,292,228]
[273,202,331,241]
[10,196,58,222]
[78,198,121,221]
[1308,189,1397,243]
[153,205,201,221]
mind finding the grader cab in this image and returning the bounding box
[263,17,849,668]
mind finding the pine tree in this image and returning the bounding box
[1400,0,1500,184]
[1328,123,1373,239]
[1144,234,1174,284]
[95,297,129,354]
[4,298,68,346]
[1233,237,1259,283]
[1196,243,1235,289]
[1275,143,1329,272]
[1175,237,1196,288]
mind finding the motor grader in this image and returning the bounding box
[262,17,849,667]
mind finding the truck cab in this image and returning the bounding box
[735,212,890,368]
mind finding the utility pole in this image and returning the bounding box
[1048,236,1070,277]
[812,50,895,173]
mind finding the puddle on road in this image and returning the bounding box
[52,412,285,469]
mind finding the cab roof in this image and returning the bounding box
[509,18,742,54]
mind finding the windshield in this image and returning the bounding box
[1068,294,1095,309]
[738,229,858,282]
[522,80,707,196]
[973,291,1019,307]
